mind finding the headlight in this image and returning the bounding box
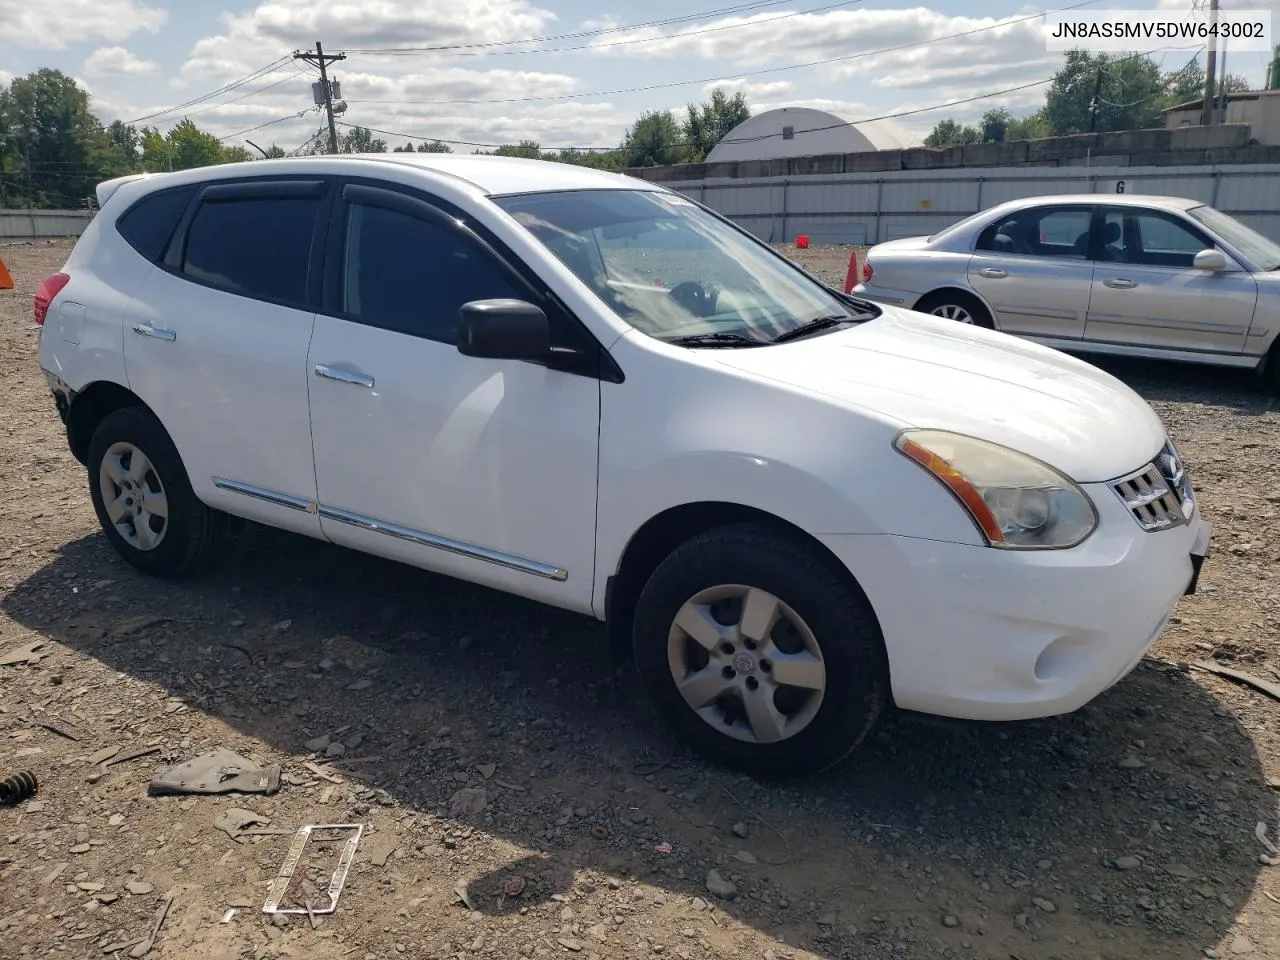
[894,429,1098,549]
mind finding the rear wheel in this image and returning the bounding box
[632,523,889,777]
[87,407,227,577]
[915,290,994,329]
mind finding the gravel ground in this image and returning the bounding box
[1,239,1278,960]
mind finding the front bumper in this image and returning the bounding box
[820,484,1212,722]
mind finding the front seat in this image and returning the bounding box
[1099,221,1125,262]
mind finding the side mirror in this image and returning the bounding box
[456,299,550,360]
[1193,249,1228,272]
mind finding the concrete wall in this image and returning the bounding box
[1166,93,1280,146]
[0,209,95,241]
[629,124,1263,183]
[651,162,1280,246]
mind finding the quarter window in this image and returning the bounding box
[116,186,195,263]
[181,195,321,307]
[339,201,523,344]
[976,206,1094,260]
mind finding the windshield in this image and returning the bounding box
[493,189,876,344]
[1186,204,1280,271]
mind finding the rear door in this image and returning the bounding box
[966,203,1096,339]
[1083,205,1258,355]
[124,178,329,537]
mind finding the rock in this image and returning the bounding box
[942,915,960,928]
[126,881,154,896]
[77,882,104,891]
[1165,863,1195,879]
[1032,897,1057,914]
[25,801,45,814]
[734,851,757,864]
[690,898,709,912]
[1118,757,1147,769]
[70,844,90,854]
[325,741,346,759]
[557,939,583,952]
[108,814,124,827]
[304,735,331,752]
[704,870,737,900]
[731,822,749,839]
[1114,856,1142,871]
[450,788,488,819]
[1229,935,1256,955]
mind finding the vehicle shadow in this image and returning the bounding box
[1085,354,1276,414]
[3,527,1272,960]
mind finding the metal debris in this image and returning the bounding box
[148,749,280,796]
[262,824,363,916]
[0,771,37,805]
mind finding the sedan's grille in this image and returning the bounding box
[1109,441,1195,532]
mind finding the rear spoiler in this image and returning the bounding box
[95,173,150,210]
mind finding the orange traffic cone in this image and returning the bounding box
[0,256,12,290]
[842,248,859,293]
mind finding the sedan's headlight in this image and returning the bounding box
[894,429,1098,549]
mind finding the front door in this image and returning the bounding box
[124,178,328,537]
[305,182,601,613]
[967,203,1096,339]
[1084,205,1258,355]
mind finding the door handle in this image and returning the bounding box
[1104,278,1137,289]
[132,323,177,342]
[978,267,1007,279]
[314,364,374,388]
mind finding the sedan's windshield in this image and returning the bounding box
[494,189,877,344]
[1186,204,1280,271]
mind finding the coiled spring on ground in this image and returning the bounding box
[0,771,37,805]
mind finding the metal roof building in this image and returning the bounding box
[706,107,918,163]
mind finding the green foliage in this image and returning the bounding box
[491,140,543,159]
[683,88,750,161]
[340,126,388,153]
[623,110,685,167]
[923,118,980,148]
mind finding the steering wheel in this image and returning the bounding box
[668,281,719,318]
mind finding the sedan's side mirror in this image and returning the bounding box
[457,299,550,360]
[1193,249,1228,272]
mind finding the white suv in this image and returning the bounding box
[35,155,1212,777]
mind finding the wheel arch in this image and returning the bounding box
[66,381,150,466]
[604,501,879,662]
[916,285,998,329]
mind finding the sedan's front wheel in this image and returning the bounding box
[632,523,889,777]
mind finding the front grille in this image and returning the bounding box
[1109,440,1195,532]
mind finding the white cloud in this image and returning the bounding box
[85,46,159,76]
[0,0,166,50]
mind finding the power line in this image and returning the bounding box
[339,46,1193,153]
[347,0,1106,106]
[346,0,797,55]
[178,69,311,122]
[124,56,292,124]
[365,0,863,61]
[218,110,315,142]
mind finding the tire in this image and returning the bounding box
[632,522,889,778]
[87,406,227,577]
[1264,343,1280,394]
[914,290,994,329]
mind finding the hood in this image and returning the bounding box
[711,307,1167,483]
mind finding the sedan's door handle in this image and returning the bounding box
[978,267,1007,279]
[314,364,374,388]
[1104,278,1137,289]
[132,323,177,342]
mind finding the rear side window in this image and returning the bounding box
[116,187,195,262]
[181,196,321,308]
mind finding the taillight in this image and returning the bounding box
[861,260,873,283]
[34,273,70,326]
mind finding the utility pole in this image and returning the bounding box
[294,42,345,154]
[1218,37,1230,123]
[1201,0,1219,126]
[1088,68,1104,132]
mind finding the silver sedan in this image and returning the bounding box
[853,194,1280,388]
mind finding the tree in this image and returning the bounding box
[1165,56,1251,104]
[259,144,287,158]
[923,118,980,148]
[979,108,1012,143]
[683,87,750,161]
[166,118,225,170]
[221,145,253,163]
[623,110,684,167]
[417,140,452,153]
[1042,50,1168,135]
[340,126,387,153]
[1006,112,1049,141]
[492,140,542,159]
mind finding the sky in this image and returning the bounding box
[0,0,1276,155]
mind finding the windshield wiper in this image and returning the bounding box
[771,315,854,344]
[662,332,768,348]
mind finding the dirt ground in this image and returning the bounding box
[1,238,1278,960]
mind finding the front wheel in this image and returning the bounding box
[87,406,227,577]
[632,523,889,777]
